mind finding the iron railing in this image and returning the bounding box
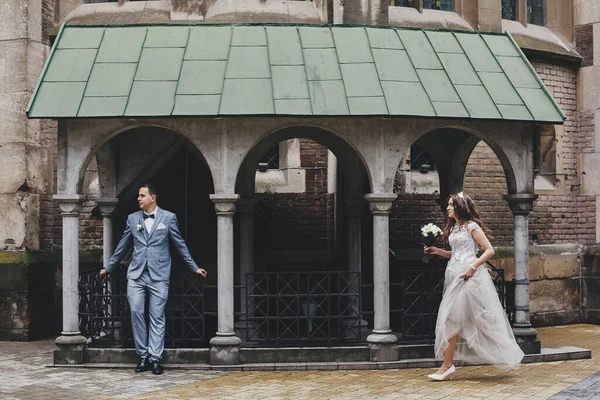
[79,261,514,347]
[245,271,363,345]
[79,268,215,348]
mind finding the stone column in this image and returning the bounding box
[235,198,258,343]
[344,199,368,339]
[364,193,398,361]
[209,193,241,364]
[54,194,86,364]
[504,194,541,354]
[96,198,120,337]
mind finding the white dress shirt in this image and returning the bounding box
[144,211,156,232]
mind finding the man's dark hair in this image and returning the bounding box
[141,183,158,199]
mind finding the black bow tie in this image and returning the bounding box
[143,213,155,219]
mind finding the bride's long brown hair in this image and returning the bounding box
[442,192,493,246]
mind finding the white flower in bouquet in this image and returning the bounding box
[421,223,442,239]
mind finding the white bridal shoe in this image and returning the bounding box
[427,365,456,381]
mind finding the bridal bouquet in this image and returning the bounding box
[421,223,443,263]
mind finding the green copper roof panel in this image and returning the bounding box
[144,26,189,48]
[96,27,146,63]
[33,82,86,117]
[366,28,404,50]
[348,97,388,115]
[57,27,104,49]
[479,72,524,105]
[271,66,309,100]
[27,24,565,123]
[44,49,97,82]
[177,61,226,95]
[135,48,185,81]
[78,97,128,117]
[455,33,502,73]
[125,81,177,116]
[382,81,435,116]
[438,53,480,85]
[332,28,373,63]
[372,49,419,82]
[220,79,274,114]
[308,80,349,115]
[425,31,463,54]
[232,26,267,46]
[275,99,312,115]
[456,85,502,119]
[340,63,382,98]
[397,30,442,70]
[173,95,220,116]
[225,47,270,79]
[85,63,136,97]
[417,69,460,103]
[266,27,304,66]
[185,27,231,60]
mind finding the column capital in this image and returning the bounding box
[345,198,365,217]
[503,194,538,215]
[95,197,119,217]
[210,193,240,215]
[54,194,82,215]
[237,197,258,216]
[365,193,397,215]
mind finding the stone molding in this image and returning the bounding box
[54,194,82,216]
[504,194,538,215]
[364,193,397,215]
[210,194,239,215]
[95,198,119,217]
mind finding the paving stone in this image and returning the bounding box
[1,325,600,399]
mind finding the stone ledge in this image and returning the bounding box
[52,346,590,371]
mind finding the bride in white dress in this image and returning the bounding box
[424,192,524,381]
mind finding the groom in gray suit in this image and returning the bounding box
[100,183,207,375]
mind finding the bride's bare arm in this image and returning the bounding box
[424,246,452,259]
[463,228,495,279]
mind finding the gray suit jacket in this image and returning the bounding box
[105,207,199,281]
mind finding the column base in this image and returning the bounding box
[513,326,541,354]
[367,332,398,362]
[54,333,87,364]
[210,334,242,365]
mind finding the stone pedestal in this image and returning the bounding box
[505,194,541,354]
[209,194,241,364]
[365,193,398,361]
[54,194,87,364]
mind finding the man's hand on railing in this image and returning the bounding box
[99,269,109,279]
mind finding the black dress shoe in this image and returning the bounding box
[135,357,150,373]
[151,359,164,375]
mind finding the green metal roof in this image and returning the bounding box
[26,24,565,123]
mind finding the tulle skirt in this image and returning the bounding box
[434,261,524,370]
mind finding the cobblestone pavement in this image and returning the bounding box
[2,324,600,400]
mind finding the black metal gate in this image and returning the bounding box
[78,269,214,348]
[244,271,363,345]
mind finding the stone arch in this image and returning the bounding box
[71,123,215,198]
[234,125,372,196]
[396,125,520,200]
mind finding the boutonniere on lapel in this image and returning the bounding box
[137,222,143,232]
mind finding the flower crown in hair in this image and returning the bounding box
[457,191,464,199]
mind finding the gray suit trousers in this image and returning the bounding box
[127,269,169,361]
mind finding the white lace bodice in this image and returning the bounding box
[447,221,480,271]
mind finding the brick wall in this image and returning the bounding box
[576,24,594,68]
[255,139,335,252]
